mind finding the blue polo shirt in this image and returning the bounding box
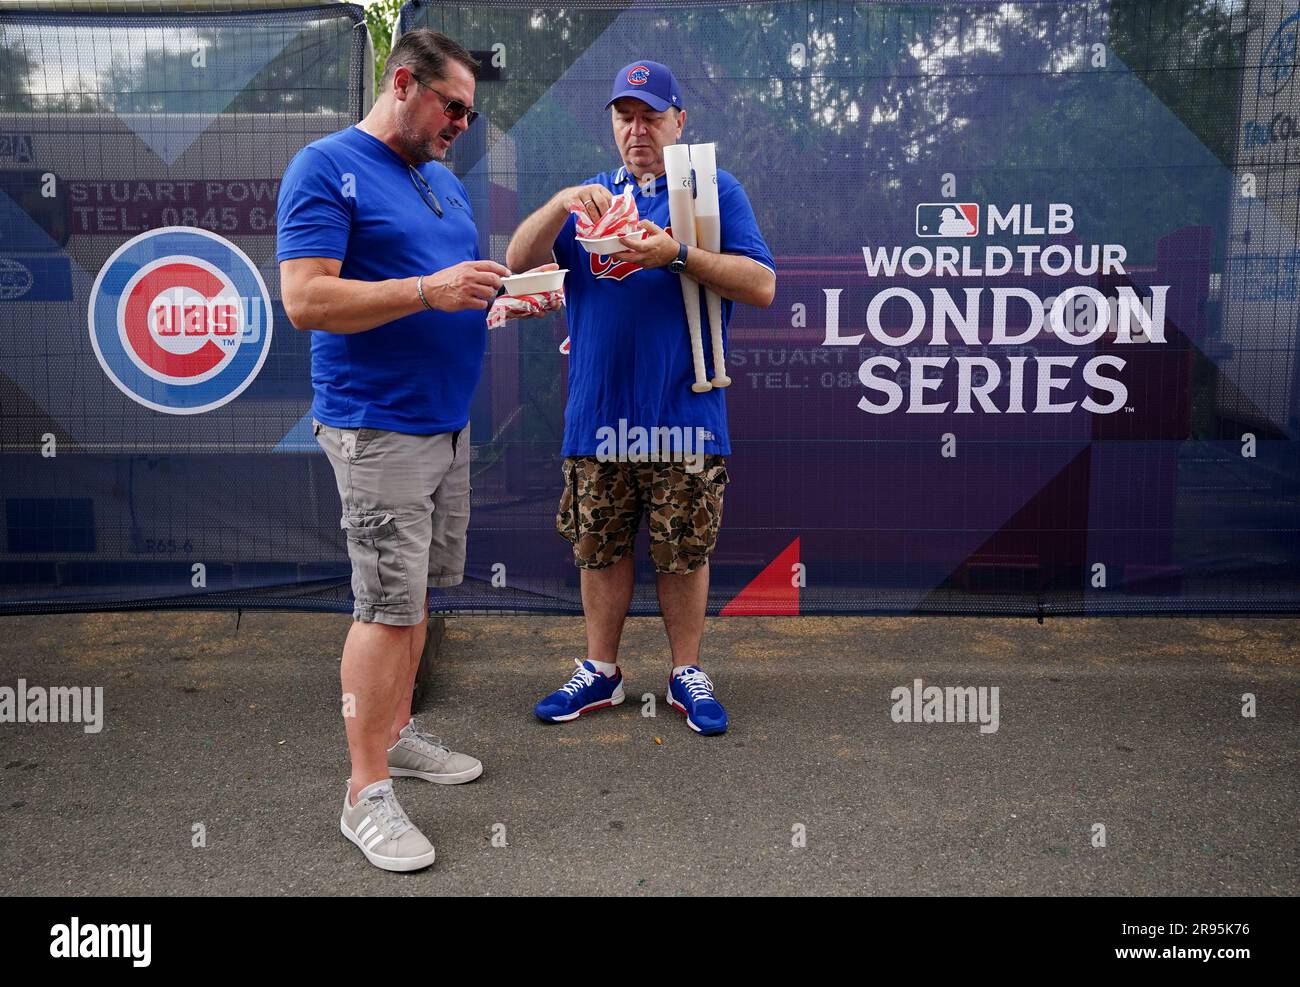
[276,125,485,434]
[552,165,774,456]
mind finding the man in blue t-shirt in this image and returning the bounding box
[278,30,545,873]
[507,60,775,736]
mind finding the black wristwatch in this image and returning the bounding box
[668,242,689,274]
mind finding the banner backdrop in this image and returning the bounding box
[2,0,1298,617]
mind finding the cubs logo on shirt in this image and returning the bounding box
[590,224,672,281]
[88,226,272,414]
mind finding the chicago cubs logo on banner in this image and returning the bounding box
[87,226,272,414]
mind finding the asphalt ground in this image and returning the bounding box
[0,611,1296,896]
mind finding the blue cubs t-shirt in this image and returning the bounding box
[552,165,775,457]
[276,125,485,434]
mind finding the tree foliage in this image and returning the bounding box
[366,0,409,95]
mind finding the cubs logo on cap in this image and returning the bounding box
[606,59,682,113]
[88,226,272,414]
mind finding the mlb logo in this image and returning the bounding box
[916,203,979,237]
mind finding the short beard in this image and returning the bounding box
[395,111,440,165]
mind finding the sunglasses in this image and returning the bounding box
[409,75,480,126]
[408,165,443,218]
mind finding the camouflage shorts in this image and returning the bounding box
[556,456,730,575]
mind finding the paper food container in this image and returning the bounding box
[500,268,567,296]
[576,230,647,255]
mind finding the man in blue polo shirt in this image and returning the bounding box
[507,60,775,735]
[278,30,545,872]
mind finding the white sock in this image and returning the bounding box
[587,658,618,677]
[672,664,696,677]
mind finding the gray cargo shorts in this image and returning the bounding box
[314,418,471,627]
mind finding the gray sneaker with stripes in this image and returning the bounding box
[340,779,436,872]
[387,718,483,784]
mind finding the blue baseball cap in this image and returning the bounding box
[605,60,682,112]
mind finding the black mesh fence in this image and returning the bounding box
[2,1,1298,617]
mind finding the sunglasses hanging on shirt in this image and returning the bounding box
[408,165,443,218]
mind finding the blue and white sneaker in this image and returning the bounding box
[667,666,728,735]
[534,659,625,722]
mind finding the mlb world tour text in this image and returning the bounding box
[819,202,1170,415]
